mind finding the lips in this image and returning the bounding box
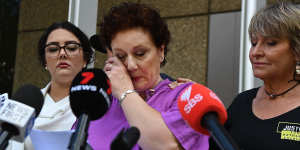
[252,62,269,67]
[132,76,141,82]
[57,62,70,68]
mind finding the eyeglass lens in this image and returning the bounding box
[45,43,81,57]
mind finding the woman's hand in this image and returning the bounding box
[169,77,193,89]
[104,56,134,99]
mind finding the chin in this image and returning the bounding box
[253,72,267,80]
[133,83,149,91]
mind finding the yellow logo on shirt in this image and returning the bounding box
[277,122,300,141]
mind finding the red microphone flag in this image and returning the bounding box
[177,83,227,135]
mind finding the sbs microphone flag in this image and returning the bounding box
[177,83,240,150]
[177,83,227,135]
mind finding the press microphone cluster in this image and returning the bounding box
[69,68,111,150]
[0,84,44,149]
[69,68,141,150]
[177,83,240,150]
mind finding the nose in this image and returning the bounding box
[126,56,138,72]
[250,43,264,58]
[58,47,68,57]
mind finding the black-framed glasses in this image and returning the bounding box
[45,42,82,58]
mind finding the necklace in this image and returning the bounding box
[265,82,300,99]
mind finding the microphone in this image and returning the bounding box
[89,34,107,53]
[177,83,240,150]
[110,127,140,150]
[0,84,44,149]
[69,68,111,150]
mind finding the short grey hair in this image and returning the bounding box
[249,2,300,57]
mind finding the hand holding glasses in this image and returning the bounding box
[45,42,81,58]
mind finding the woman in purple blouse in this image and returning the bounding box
[88,2,209,150]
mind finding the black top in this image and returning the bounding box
[209,88,300,150]
[160,73,175,81]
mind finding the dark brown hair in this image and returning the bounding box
[38,21,94,67]
[99,2,170,66]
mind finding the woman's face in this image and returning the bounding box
[249,34,296,81]
[45,29,87,85]
[110,28,164,91]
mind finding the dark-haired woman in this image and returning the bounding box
[8,21,94,150]
[87,2,209,150]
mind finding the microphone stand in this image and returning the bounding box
[0,130,13,150]
[0,123,18,150]
[68,114,92,150]
[202,112,240,150]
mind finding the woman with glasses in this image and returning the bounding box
[15,21,93,150]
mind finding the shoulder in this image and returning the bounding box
[231,88,259,106]
[162,81,194,100]
[147,80,193,109]
[155,79,193,95]
[237,88,259,99]
[227,88,259,118]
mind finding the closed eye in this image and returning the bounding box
[135,51,145,57]
[267,41,277,46]
[46,46,59,53]
[251,42,257,47]
[116,54,126,60]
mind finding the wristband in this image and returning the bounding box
[119,89,136,104]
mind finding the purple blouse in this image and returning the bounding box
[87,79,209,150]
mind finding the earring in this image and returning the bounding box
[160,56,164,62]
[45,66,48,70]
[295,61,300,81]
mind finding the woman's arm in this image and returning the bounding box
[104,57,182,150]
[121,93,182,150]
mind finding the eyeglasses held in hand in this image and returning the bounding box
[45,42,82,58]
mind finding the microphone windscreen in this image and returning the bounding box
[11,84,44,116]
[123,126,140,148]
[110,126,140,150]
[90,34,107,53]
[177,83,227,135]
[70,68,111,120]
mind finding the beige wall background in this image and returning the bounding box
[13,0,298,92]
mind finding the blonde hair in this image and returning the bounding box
[248,2,300,56]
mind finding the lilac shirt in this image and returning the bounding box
[87,79,209,150]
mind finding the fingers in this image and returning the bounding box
[104,57,117,70]
[176,78,193,83]
[168,78,194,89]
[104,56,126,77]
[168,81,179,89]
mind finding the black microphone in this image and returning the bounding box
[90,34,107,53]
[68,68,111,150]
[110,127,140,150]
[0,84,44,149]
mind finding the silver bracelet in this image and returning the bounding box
[119,89,136,104]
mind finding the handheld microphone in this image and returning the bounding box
[89,34,107,54]
[69,68,111,150]
[110,127,140,150]
[0,84,44,149]
[177,83,240,150]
